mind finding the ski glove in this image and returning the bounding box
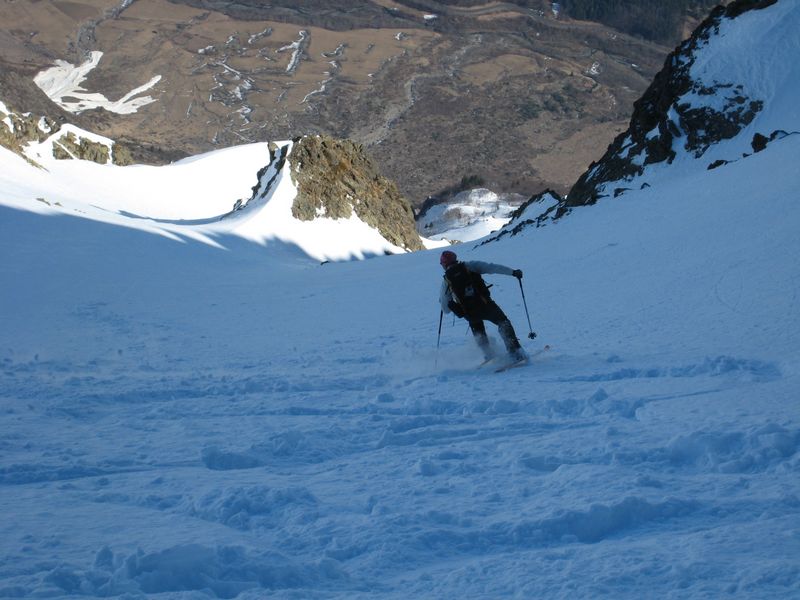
[512,269,523,279]
[448,300,465,318]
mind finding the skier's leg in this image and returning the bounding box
[467,317,492,360]
[485,302,523,357]
[499,321,525,358]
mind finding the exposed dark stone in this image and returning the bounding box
[708,159,729,170]
[751,132,769,153]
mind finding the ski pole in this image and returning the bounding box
[518,279,537,340]
[435,310,444,368]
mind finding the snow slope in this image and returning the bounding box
[1,130,798,599]
[1,2,799,598]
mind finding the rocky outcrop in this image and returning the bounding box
[562,0,778,215]
[52,131,110,164]
[289,135,423,252]
[0,105,57,165]
[51,131,134,166]
[478,0,786,245]
[1,101,135,166]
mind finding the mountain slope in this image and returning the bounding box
[0,0,671,202]
[0,1,798,597]
[564,0,793,210]
[1,122,797,599]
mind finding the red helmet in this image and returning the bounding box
[440,250,458,267]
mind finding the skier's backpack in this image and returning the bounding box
[444,262,491,309]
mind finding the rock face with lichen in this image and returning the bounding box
[53,131,110,164]
[51,131,134,165]
[289,135,423,252]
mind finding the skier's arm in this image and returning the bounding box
[464,260,515,277]
[440,281,465,318]
[439,279,452,313]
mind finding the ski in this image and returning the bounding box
[494,357,528,373]
[493,344,550,373]
[528,344,551,359]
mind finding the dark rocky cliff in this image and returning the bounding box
[562,0,778,215]
[480,0,782,244]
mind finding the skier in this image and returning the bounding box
[438,250,526,363]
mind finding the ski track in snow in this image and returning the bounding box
[0,275,797,598]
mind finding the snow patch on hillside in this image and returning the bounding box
[33,51,161,114]
[0,100,16,130]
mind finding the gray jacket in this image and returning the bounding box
[439,260,515,313]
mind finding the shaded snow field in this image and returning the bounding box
[0,2,799,598]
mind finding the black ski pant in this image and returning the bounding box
[464,300,521,358]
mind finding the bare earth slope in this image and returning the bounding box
[0,0,669,204]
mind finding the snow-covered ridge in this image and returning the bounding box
[1,124,411,262]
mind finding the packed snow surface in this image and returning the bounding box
[1,2,799,597]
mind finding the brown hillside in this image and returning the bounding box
[0,0,671,205]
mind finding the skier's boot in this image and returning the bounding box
[499,320,525,361]
[475,332,493,362]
